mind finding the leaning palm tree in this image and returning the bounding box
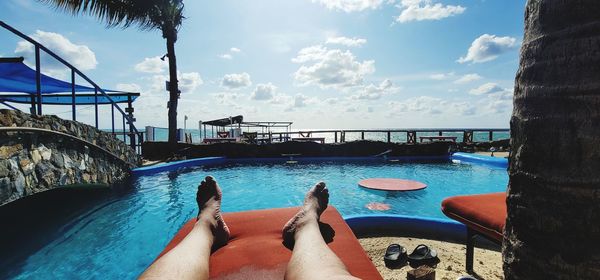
[39,0,184,144]
[504,0,600,279]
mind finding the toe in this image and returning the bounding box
[315,182,326,192]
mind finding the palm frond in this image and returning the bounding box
[37,0,184,32]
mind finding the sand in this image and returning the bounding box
[359,236,503,280]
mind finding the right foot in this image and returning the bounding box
[196,176,230,247]
[282,182,329,245]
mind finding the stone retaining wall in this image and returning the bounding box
[0,109,140,206]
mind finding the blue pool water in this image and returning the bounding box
[5,159,507,279]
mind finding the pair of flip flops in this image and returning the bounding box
[384,244,438,268]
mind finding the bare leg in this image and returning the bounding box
[140,176,230,280]
[283,182,360,280]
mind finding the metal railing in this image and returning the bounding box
[0,21,143,152]
[254,128,510,144]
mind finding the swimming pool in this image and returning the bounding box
[4,157,507,279]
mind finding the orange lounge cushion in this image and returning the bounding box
[441,192,506,242]
[156,206,382,279]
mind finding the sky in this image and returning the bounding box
[0,0,526,130]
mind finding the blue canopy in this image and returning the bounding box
[0,58,138,104]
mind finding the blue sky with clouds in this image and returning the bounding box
[0,0,526,129]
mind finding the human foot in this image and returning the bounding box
[282,182,329,245]
[196,176,230,247]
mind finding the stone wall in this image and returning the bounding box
[0,109,140,206]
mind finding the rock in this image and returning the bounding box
[19,159,34,175]
[36,163,56,187]
[14,173,25,196]
[39,144,52,160]
[0,144,23,159]
[63,154,73,169]
[0,161,10,177]
[31,149,42,164]
[82,173,91,183]
[79,159,86,171]
[51,151,64,168]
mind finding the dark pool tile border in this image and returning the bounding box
[132,153,506,176]
[227,155,450,164]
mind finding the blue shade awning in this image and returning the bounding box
[0,58,97,93]
[0,57,138,104]
[0,93,139,105]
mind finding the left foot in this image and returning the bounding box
[196,176,230,247]
[282,182,329,245]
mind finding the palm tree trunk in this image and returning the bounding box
[166,34,179,144]
[504,0,600,279]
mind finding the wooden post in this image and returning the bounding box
[334,131,338,143]
[489,131,493,141]
[438,131,442,136]
[361,131,365,140]
[35,45,42,115]
[387,131,391,143]
[71,69,76,121]
[463,130,474,143]
[94,88,99,128]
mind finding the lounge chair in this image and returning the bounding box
[155,206,382,279]
[441,192,506,273]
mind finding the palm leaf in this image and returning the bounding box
[37,0,184,32]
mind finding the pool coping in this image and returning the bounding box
[345,214,466,241]
[132,157,227,176]
[451,152,508,168]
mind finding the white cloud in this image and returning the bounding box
[251,83,277,100]
[211,92,241,106]
[179,72,203,93]
[326,36,367,47]
[293,94,310,108]
[389,96,446,116]
[396,0,466,23]
[115,83,141,92]
[324,98,339,105]
[219,54,233,60]
[469,82,504,95]
[351,79,398,100]
[149,72,202,94]
[311,0,384,12]
[450,102,477,116]
[221,72,252,89]
[454,73,482,84]
[134,56,168,73]
[458,34,517,63]
[292,45,375,89]
[219,47,242,60]
[15,30,97,77]
[429,72,454,80]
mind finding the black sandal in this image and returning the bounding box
[384,244,407,268]
[407,244,438,267]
